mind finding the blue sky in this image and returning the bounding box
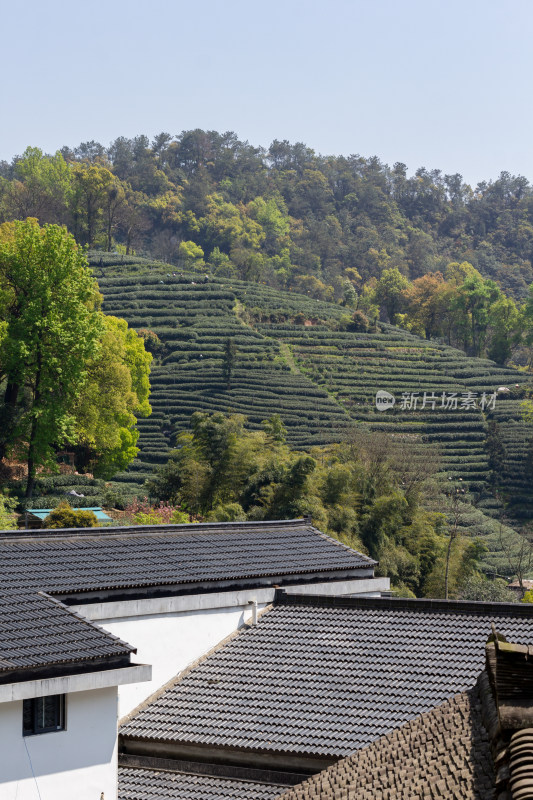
[1,0,531,185]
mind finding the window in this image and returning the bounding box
[23,694,65,736]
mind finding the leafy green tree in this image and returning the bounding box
[179,240,205,270]
[265,455,317,519]
[401,271,447,339]
[137,329,164,356]
[74,315,152,477]
[262,414,287,444]
[208,246,235,277]
[459,574,515,602]
[0,219,103,497]
[247,195,290,252]
[452,275,501,356]
[70,162,114,246]
[2,147,72,224]
[374,268,408,322]
[487,295,520,364]
[104,177,126,251]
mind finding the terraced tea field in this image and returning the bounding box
[255,323,531,497]
[91,256,532,518]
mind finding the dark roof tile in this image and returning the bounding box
[118,766,287,799]
[277,688,494,800]
[0,521,373,595]
[0,588,134,673]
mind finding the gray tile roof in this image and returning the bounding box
[0,520,374,596]
[119,767,287,799]
[277,687,494,800]
[0,589,134,674]
[120,593,533,759]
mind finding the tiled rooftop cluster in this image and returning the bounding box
[120,594,533,758]
[119,767,287,799]
[0,589,134,674]
[0,521,374,595]
[277,688,493,800]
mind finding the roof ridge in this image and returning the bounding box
[0,518,309,541]
[274,590,533,617]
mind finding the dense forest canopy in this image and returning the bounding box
[1,131,533,299]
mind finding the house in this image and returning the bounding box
[508,579,533,596]
[6,518,533,799]
[118,591,533,798]
[0,518,387,718]
[0,587,150,800]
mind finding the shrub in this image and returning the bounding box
[0,496,17,530]
[123,497,190,525]
[102,488,127,510]
[138,329,164,355]
[350,310,370,332]
[206,502,247,522]
[44,502,98,529]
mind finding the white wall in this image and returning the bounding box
[0,686,118,800]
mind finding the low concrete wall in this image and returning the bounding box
[0,664,151,703]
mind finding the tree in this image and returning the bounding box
[499,523,533,598]
[374,267,408,322]
[179,240,205,270]
[104,178,126,251]
[444,484,465,600]
[402,272,447,339]
[458,574,515,602]
[486,295,520,364]
[222,338,237,389]
[0,219,103,497]
[74,315,152,477]
[262,414,287,444]
[2,147,71,224]
[70,162,114,247]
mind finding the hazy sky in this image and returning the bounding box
[1,0,531,186]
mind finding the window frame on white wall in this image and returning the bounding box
[22,694,66,736]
